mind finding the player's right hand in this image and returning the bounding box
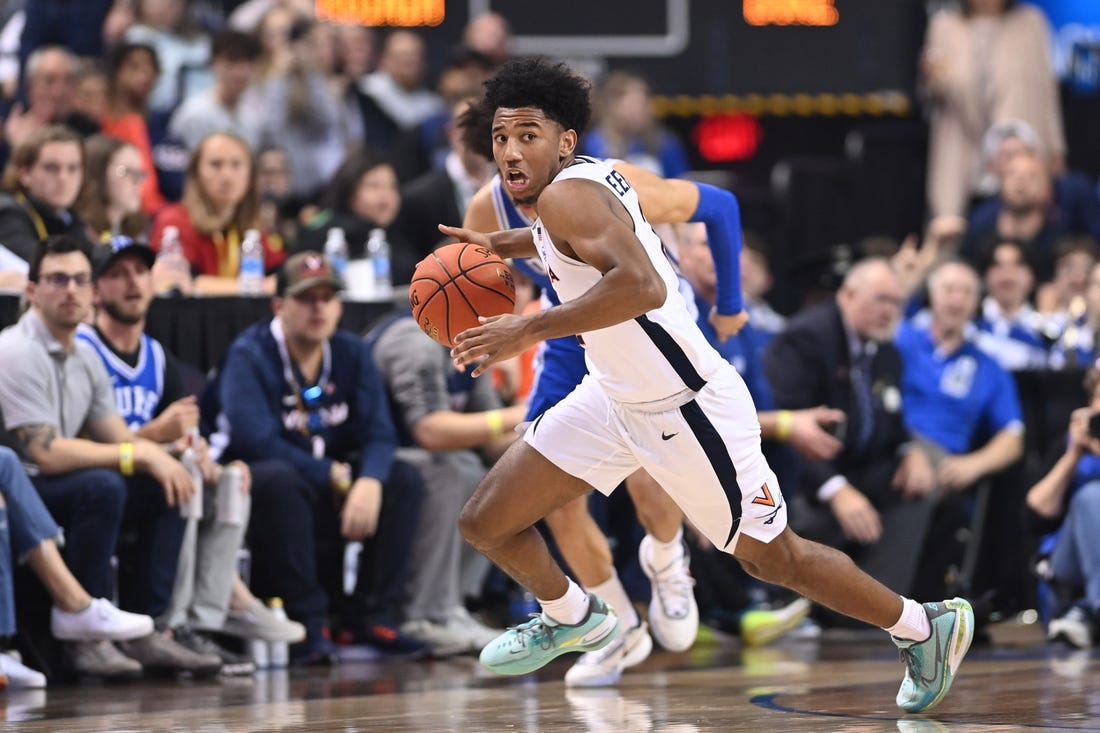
[438,224,492,250]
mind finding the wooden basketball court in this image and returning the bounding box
[2,622,1091,732]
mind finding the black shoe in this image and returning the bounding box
[353,623,429,658]
[173,628,256,676]
[290,631,339,667]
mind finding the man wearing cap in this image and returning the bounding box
[213,251,425,664]
[0,234,219,680]
[79,236,304,675]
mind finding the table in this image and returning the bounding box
[0,293,399,373]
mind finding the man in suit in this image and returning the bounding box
[764,258,937,599]
[395,99,494,254]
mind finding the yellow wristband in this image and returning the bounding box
[486,409,505,439]
[119,442,134,476]
[775,411,794,442]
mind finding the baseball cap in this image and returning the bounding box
[92,235,157,279]
[277,251,344,297]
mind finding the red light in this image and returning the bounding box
[692,114,762,163]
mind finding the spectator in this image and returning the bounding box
[255,145,297,250]
[368,311,522,656]
[764,259,937,602]
[1051,261,1100,369]
[1038,236,1099,323]
[395,99,494,256]
[214,252,425,663]
[331,23,375,145]
[228,0,314,33]
[0,446,154,686]
[71,62,109,125]
[168,30,263,152]
[580,70,690,179]
[741,230,786,346]
[297,148,414,284]
[462,12,512,67]
[75,134,148,241]
[972,240,1050,370]
[359,30,444,147]
[1026,368,1100,648]
[6,46,100,148]
[0,234,220,679]
[0,125,92,266]
[123,0,211,117]
[920,0,1064,219]
[100,42,166,216]
[150,131,285,294]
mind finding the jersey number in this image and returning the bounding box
[605,170,631,197]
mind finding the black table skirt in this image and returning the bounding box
[0,293,398,373]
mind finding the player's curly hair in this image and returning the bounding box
[457,98,494,161]
[482,57,592,137]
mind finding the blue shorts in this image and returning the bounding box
[524,335,589,422]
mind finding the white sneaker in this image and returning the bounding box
[444,607,501,653]
[0,651,46,688]
[51,598,155,641]
[565,622,653,687]
[400,618,469,658]
[639,535,698,652]
[1048,606,1094,649]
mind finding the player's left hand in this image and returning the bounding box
[452,313,534,378]
[709,308,749,341]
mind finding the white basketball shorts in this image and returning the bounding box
[523,364,787,552]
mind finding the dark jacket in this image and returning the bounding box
[0,192,92,263]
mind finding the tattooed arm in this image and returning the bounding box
[11,422,134,475]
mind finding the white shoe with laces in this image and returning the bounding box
[565,621,653,687]
[639,535,698,652]
[0,651,46,688]
[50,598,154,641]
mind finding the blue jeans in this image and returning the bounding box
[1051,480,1100,614]
[0,447,64,636]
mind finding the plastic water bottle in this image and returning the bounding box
[342,541,362,596]
[156,225,187,294]
[323,227,348,281]
[366,228,392,300]
[249,634,270,669]
[268,598,289,668]
[239,228,265,295]
[179,427,204,520]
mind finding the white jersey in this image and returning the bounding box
[531,156,727,405]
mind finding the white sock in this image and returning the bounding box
[538,578,591,626]
[645,528,685,570]
[884,597,931,642]
[587,569,640,628]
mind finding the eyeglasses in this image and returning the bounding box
[114,165,148,183]
[37,162,82,176]
[40,271,92,289]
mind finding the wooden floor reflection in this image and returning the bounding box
[2,623,1096,732]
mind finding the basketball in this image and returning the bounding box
[409,242,517,347]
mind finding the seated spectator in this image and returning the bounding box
[71,61,109,126]
[75,134,148,242]
[4,46,99,149]
[1027,368,1100,648]
[368,311,522,656]
[255,145,298,250]
[214,252,425,664]
[962,151,1100,281]
[897,260,1025,489]
[0,125,93,267]
[123,0,212,117]
[764,259,937,603]
[973,240,1050,370]
[0,235,220,680]
[1052,261,1100,369]
[168,30,263,152]
[100,42,167,216]
[78,237,304,674]
[580,70,689,179]
[463,12,512,67]
[297,149,416,285]
[359,30,444,152]
[741,230,786,346]
[0,446,154,687]
[1037,235,1098,326]
[150,131,285,295]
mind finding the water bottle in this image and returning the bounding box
[249,634,270,670]
[268,598,289,668]
[342,541,362,596]
[179,427,204,520]
[239,228,265,295]
[156,225,187,294]
[323,227,348,281]
[366,228,392,300]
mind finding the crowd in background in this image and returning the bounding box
[0,0,1098,691]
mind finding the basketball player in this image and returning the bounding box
[442,58,974,714]
[460,100,839,686]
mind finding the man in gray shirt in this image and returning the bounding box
[0,235,220,680]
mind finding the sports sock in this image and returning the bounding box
[587,569,640,628]
[884,596,931,642]
[646,528,685,570]
[539,578,591,626]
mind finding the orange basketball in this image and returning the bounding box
[409,242,517,347]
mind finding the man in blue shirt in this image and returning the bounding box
[216,252,424,663]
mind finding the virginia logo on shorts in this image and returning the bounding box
[752,483,776,508]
